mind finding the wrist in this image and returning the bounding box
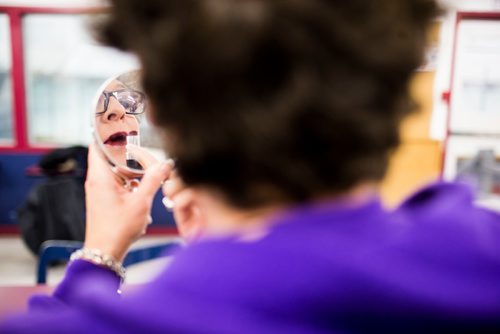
[84,237,128,262]
[70,248,126,283]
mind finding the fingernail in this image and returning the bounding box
[162,196,175,210]
[166,159,175,167]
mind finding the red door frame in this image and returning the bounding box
[0,6,178,236]
[0,6,102,153]
[441,11,500,177]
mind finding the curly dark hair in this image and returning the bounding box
[96,0,440,208]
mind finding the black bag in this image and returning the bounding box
[17,177,86,255]
[17,147,87,256]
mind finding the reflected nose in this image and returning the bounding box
[104,97,126,122]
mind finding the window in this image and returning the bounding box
[23,14,139,146]
[0,14,13,144]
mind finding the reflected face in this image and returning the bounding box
[95,80,141,166]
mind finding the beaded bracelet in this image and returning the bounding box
[70,248,126,283]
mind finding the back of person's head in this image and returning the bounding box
[97,0,440,208]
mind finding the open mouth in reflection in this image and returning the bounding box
[104,131,138,146]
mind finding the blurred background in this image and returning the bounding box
[0,0,499,285]
[0,0,177,287]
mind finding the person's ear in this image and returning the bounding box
[178,205,205,243]
[169,188,206,243]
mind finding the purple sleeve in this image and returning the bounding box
[26,260,121,313]
[0,260,124,333]
[0,242,267,334]
[0,247,245,334]
[52,260,122,304]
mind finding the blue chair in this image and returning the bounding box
[37,239,181,284]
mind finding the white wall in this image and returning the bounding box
[439,0,500,11]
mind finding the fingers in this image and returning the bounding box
[162,196,175,210]
[140,215,153,236]
[126,144,159,169]
[162,171,184,198]
[136,161,173,202]
[162,171,183,210]
[170,188,196,211]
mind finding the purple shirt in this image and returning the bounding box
[2,182,500,333]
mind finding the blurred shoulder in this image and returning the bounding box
[395,180,500,231]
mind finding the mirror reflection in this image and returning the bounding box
[92,71,166,180]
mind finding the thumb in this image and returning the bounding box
[136,161,173,202]
[126,144,159,169]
